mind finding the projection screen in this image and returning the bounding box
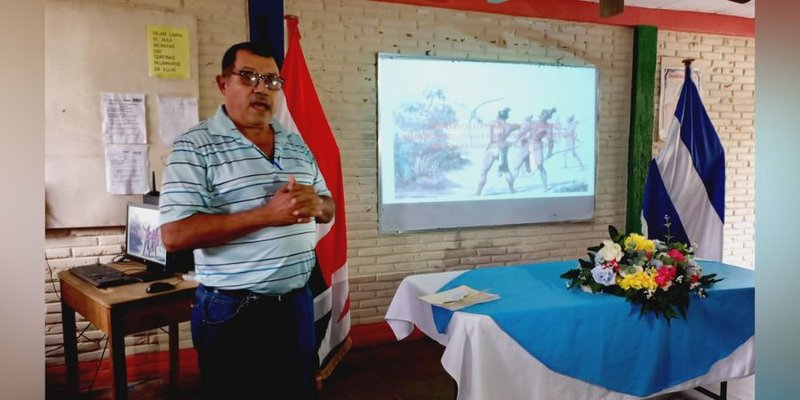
[377,53,598,233]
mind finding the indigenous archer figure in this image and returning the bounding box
[562,115,585,170]
[474,107,521,195]
[512,114,534,178]
[522,107,556,191]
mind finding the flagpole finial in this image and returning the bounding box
[682,58,695,67]
[284,14,301,37]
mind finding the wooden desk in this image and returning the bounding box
[59,263,198,400]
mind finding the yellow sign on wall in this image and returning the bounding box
[147,25,190,79]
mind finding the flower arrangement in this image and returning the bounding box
[560,222,721,320]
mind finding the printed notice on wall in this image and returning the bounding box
[147,25,191,79]
[158,95,198,145]
[101,92,147,144]
[105,144,150,195]
[659,67,702,140]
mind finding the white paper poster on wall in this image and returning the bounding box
[105,144,150,195]
[157,95,198,145]
[101,92,147,144]
[659,67,702,140]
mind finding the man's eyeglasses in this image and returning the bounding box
[227,70,284,90]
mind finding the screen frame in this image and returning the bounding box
[376,53,600,233]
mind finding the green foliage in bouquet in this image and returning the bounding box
[560,220,722,320]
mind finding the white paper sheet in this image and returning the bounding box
[101,92,147,144]
[419,285,499,311]
[157,95,198,145]
[104,144,149,195]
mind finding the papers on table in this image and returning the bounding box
[419,285,499,311]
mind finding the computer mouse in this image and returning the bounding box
[146,281,175,294]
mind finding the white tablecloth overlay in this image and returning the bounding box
[385,271,754,400]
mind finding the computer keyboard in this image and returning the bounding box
[69,263,139,288]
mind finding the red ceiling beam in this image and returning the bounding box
[371,0,754,37]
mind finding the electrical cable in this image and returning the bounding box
[45,253,61,302]
[44,322,94,356]
[84,334,109,398]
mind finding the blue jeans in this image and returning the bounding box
[191,284,317,399]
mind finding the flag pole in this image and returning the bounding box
[642,55,725,260]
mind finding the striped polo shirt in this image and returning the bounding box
[159,106,331,294]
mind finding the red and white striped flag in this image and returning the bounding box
[274,16,351,377]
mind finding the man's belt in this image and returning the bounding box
[204,285,306,303]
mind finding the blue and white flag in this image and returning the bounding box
[642,64,725,260]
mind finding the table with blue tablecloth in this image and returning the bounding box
[385,259,754,400]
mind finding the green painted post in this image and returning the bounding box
[626,25,657,234]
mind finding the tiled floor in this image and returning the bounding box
[46,337,754,399]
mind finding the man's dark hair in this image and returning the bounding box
[221,42,276,73]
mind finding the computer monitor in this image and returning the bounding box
[125,202,193,281]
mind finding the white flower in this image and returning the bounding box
[591,265,617,286]
[597,240,623,262]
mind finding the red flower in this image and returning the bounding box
[645,251,652,261]
[655,265,677,288]
[690,274,700,283]
[605,259,620,272]
[667,249,686,263]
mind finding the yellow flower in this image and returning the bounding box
[617,270,657,291]
[624,233,655,252]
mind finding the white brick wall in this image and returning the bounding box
[43,0,755,366]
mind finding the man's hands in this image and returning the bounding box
[264,176,326,225]
[161,175,334,252]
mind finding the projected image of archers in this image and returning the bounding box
[377,53,597,231]
[389,96,590,199]
[477,106,591,197]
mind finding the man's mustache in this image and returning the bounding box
[250,95,271,109]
